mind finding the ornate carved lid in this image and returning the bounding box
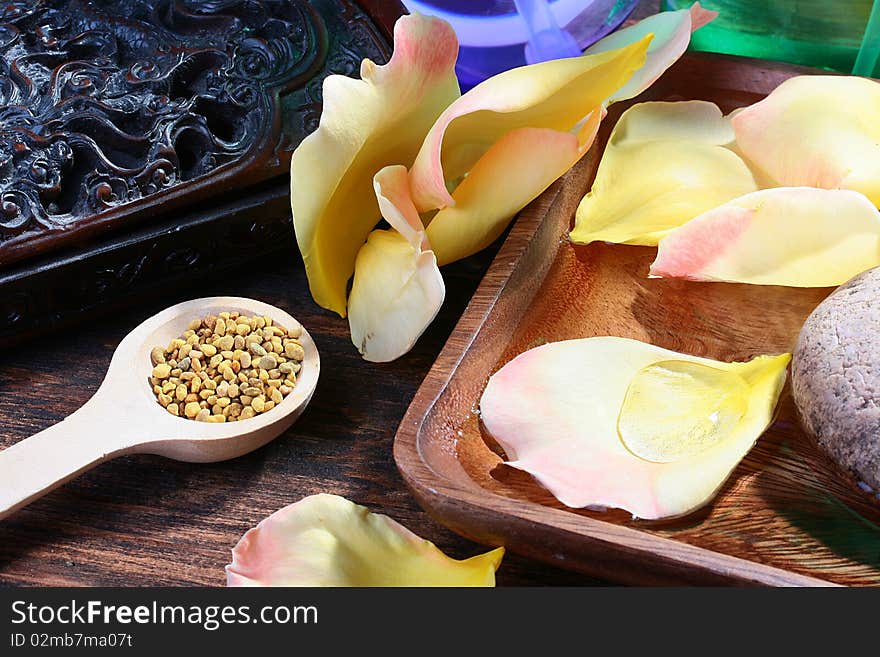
[0,0,402,267]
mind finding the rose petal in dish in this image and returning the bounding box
[348,166,444,362]
[650,187,880,287]
[609,100,734,145]
[290,14,459,316]
[571,101,758,246]
[226,494,504,586]
[583,2,717,104]
[731,75,880,206]
[479,337,789,520]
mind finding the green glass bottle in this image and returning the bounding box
[663,0,875,74]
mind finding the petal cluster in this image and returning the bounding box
[291,14,460,317]
[573,72,880,288]
[291,7,714,360]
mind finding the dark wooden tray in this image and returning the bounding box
[0,0,402,346]
[394,52,880,586]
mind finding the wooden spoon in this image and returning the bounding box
[0,296,320,521]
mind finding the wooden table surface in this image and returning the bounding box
[0,0,664,589]
[0,246,607,586]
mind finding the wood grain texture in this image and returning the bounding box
[0,297,321,520]
[0,0,662,589]
[394,52,880,586]
[0,0,395,266]
[0,238,605,586]
[0,0,405,349]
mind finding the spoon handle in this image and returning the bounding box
[0,402,127,520]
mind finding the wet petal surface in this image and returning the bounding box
[480,337,789,519]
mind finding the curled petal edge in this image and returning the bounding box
[227,494,504,586]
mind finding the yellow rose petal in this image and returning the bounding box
[650,187,880,287]
[290,14,460,316]
[409,37,651,213]
[609,99,734,145]
[427,121,594,265]
[732,75,880,206]
[584,2,717,103]
[571,100,758,246]
[226,494,504,586]
[348,165,444,362]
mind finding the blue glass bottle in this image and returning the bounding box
[402,0,640,89]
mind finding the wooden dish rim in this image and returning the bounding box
[393,53,840,587]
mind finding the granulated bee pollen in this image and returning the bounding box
[150,348,166,366]
[152,363,172,379]
[148,310,305,422]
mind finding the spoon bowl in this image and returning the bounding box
[0,296,320,520]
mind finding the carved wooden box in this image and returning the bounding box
[0,0,402,343]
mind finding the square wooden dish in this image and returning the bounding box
[393,52,880,586]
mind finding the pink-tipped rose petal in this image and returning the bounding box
[347,165,444,362]
[651,187,880,287]
[731,75,880,206]
[479,338,789,519]
[584,2,717,104]
[290,13,459,316]
[226,494,504,586]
